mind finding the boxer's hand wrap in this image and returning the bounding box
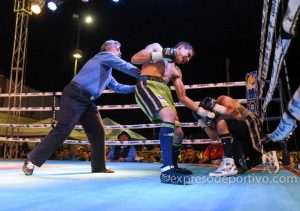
[151,48,176,63]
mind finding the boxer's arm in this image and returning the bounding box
[173,74,198,111]
[201,96,243,120]
[216,95,244,120]
[131,43,163,64]
[173,70,215,118]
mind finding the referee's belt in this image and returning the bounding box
[70,81,97,101]
[138,75,167,85]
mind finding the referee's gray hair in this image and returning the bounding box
[100,40,121,51]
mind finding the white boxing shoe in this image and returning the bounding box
[209,157,238,177]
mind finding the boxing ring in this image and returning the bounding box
[0,160,299,210]
[1,0,300,210]
[0,81,282,152]
[0,80,300,210]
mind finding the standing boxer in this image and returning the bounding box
[131,42,215,184]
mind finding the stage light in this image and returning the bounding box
[84,15,93,24]
[73,49,83,76]
[73,49,83,59]
[47,0,61,11]
[112,0,120,3]
[30,0,46,14]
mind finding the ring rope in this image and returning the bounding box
[0,116,281,130]
[0,79,281,146]
[0,99,248,112]
[0,122,202,129]
[0,137,219,145]
[0,81,246,97]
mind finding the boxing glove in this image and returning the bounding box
[200,97,227,114]
[192,110,217,128]
[192,111,208,129]
[151,48,176,63]
[200,97,217,111]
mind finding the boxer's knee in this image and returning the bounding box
[174,127,184,144]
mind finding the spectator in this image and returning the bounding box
[0,142,4,158]
[200,143,223,165]
[19,142,30,159]
[152,145,162,162]
[80,149,91,161]
[289,153,299,170]
[107,131,137,162]
[182,145,201,164]
[178,150,186,163]
[147,153,157,163]
[72,145,84,161]
[135,151,145,162]
[58,148,73,160]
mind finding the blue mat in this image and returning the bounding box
[0,160,299,211]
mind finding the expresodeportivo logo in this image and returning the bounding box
[161,174,298,185]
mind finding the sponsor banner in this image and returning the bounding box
[258,0,282,98]
[262,37,291,114]
[282,0,300,36]
[258,0,271,86]
[246,71,259,115]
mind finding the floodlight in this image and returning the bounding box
[30,0,46,14]
[73,49,83,59]
[47,0,61,11]
[84,16,93,24]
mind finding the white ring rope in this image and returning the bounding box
[0,81,246,97]
[0,99,247,112]
[0,122,201,129]
[0,137,219,145]
[0,116,281,130]
[0,80,274,145]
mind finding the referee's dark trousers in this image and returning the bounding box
[27,82,106,171]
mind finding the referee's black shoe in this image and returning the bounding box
[22,160,35,176]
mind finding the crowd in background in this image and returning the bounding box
[1,132,300,171]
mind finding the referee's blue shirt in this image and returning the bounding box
[72,51,140,98]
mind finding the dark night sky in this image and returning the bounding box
[0,0,299,142]
[1,0,299,90]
